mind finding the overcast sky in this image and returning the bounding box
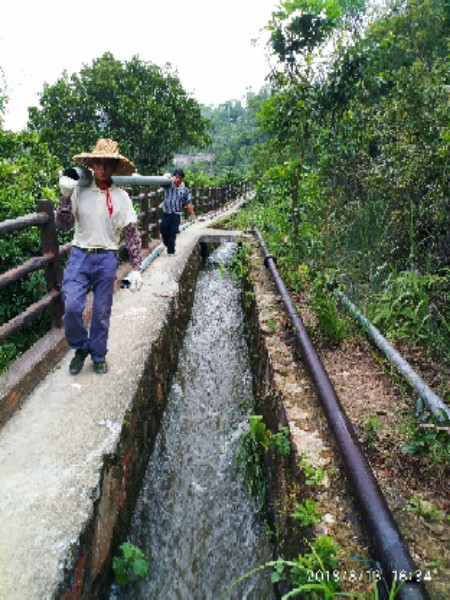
[1,0,278,132]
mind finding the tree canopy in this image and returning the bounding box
[27,53,211,173]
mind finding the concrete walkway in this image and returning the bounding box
[0,203,245,600]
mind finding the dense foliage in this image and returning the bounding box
[27,53,211,173]
[227,0,449,385]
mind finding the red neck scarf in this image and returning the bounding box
[98,181,113,217]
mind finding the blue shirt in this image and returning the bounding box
[162,184,191,214]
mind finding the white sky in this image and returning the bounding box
[1,0,278,132]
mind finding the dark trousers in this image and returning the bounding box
[61,247,118,362]
[160,212,181,254]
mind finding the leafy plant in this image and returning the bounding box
[235,416,292,508]
[0,129,63,372]
[267,317,278,332]
[290,499,322,527]
[272,426,292,456]
[28,52,210,173]
[112,542,148,587]
[248,415,272,450]
[235,416,269,508]
[404,496,443,522]
[246,415,291,456]
[369,270,448,348]
[363,416,382,451]
[222,536,407,599]
[272,536,341,598]
[401,411,450,470]
[299,454,328,486]
[227,243,252,281]
[311,275,349,342]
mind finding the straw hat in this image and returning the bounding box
[73,138,136,175]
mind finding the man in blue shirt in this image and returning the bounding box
[160,169,195,255]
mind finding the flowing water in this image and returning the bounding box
[111,243,274,600]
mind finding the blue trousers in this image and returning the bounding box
[61,247,118,362]
[160,212,181,254]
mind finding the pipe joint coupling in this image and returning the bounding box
[263,254,276,267]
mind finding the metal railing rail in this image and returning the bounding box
[0,200,64,344]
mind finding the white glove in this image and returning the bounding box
[59,175,78,197]
[189,214,196,223]
[128,270,143,292]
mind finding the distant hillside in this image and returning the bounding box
[173,153,215,168]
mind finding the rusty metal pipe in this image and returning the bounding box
[254,228,429,600]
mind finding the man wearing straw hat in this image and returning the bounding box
[56,138,143,375]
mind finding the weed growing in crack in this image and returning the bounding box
[299,453,329,486]
[235,416,292,509]
[112,542,148,587]
[272,426,292,456]
[290,499,322,527]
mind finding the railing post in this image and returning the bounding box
[152,191,161,240]
[36,200,64,329]
[139,188,149,250]
[191,187,196,215]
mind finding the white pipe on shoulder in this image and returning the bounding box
[112,175,171,187]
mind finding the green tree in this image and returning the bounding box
[260,0,367,242]
[27,52,211,173]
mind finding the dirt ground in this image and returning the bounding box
[246,240,449,599]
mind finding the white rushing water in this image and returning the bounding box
[111,243,274,600]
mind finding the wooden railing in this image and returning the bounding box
[0,200,65,344]
[0,180,250,347]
